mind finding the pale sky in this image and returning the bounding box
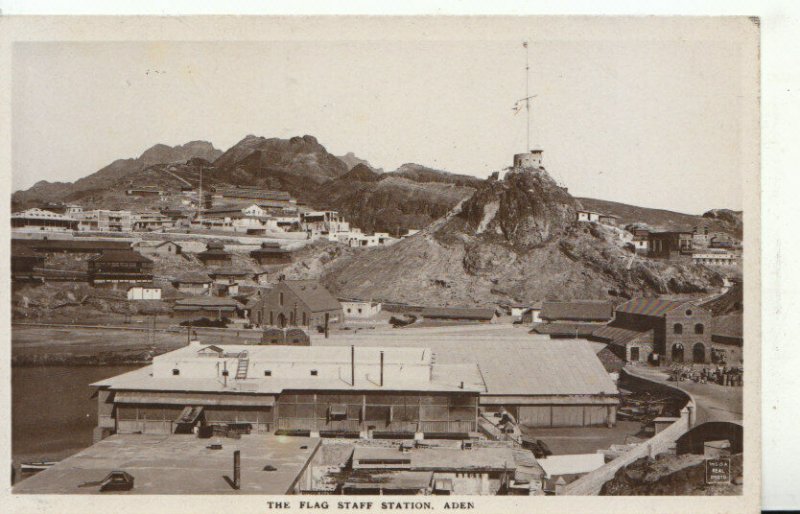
[11,18,758,213]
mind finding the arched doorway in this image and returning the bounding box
[277,313,287,328]
[693,343,706,364]
[671,343,684,363]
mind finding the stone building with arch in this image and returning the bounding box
[591,298,713,365]
[250,279,342,331]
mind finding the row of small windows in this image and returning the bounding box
[673,323,704,335]
[173,368,319,377]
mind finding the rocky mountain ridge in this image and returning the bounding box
[320,163,723,305]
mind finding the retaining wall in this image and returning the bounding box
[563,368,696,496]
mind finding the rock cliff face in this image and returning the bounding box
[312,164,477,235]
[210,134,349,201]
[322,163,723,305]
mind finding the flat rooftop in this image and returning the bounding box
[313,327,618,397]
[13,434,320,495]
[352,446,518,472]
[162,343,433,365]
[90,362,484,394]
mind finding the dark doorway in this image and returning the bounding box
[277,313,287,328]
[630,347,640,362]
[693,343,706,364]
[671,343,684,363]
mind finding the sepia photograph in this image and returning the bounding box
[2,14,761,512]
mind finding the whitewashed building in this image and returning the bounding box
[11,208,78,232]
[692,250,738,267]
[341,299,382,319]
[576,210,601,223]
[127,285,162,300]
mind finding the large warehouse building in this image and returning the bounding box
[91,343,484,441]
[467,340,619,427]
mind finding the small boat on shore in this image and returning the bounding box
[20,460,58,472]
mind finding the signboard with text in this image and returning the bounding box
[705,458,731,484]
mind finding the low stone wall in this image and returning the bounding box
[562,368,696,496]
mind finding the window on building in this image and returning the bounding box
[264,370,272,376]
[302,312,307,325]
[172,368,180,375]
[685,309,693,316]
[310,370,318,376]
[695,323,705,334]
[269,311,274,325]
[279,292,284,306]
[673,323,683,334]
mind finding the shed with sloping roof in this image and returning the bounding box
[473,340,619,428]
[539,301,613,323]
[420,307,497,323]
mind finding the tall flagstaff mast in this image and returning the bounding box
[513,41,537,152]
[525,41,530,151]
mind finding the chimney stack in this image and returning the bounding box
[233,450,241,490]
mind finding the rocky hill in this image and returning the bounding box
[600,453,742,496]
[208,134,349,203]
[336,152,383,173]
[312,164,478,234]
[389,163,483,189]
[320,163,723,306]
[578,198,743,239]
[12,141,221,210]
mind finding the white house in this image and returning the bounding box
[346,232,398,248]
[11,208,79,232]
[241,204,267,217]
[576,210,601,223]
[341,299,382,319]
[127,285,162,301]
[522,302,543,324]
[692,250,738,267]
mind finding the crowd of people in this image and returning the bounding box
[670,364,744,386]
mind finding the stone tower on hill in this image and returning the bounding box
[513,149,544,169]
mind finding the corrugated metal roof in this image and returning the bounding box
[352,447,517,471]
[89,250,153,263]
[114,391,275,406]
[22,239,132,252]
[421,307,496,320]
[540,301,613,322]
[615,297,686,316]
[531,323,600,337]
[712,313,743,340]
[343,471,433,491]
[472,340,618,396]
[174,272,212,283]
[174,297,240,308]
[591,325,651,345]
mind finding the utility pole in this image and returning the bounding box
[198,167,204,219]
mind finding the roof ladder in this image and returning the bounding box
[235,352,249,380]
